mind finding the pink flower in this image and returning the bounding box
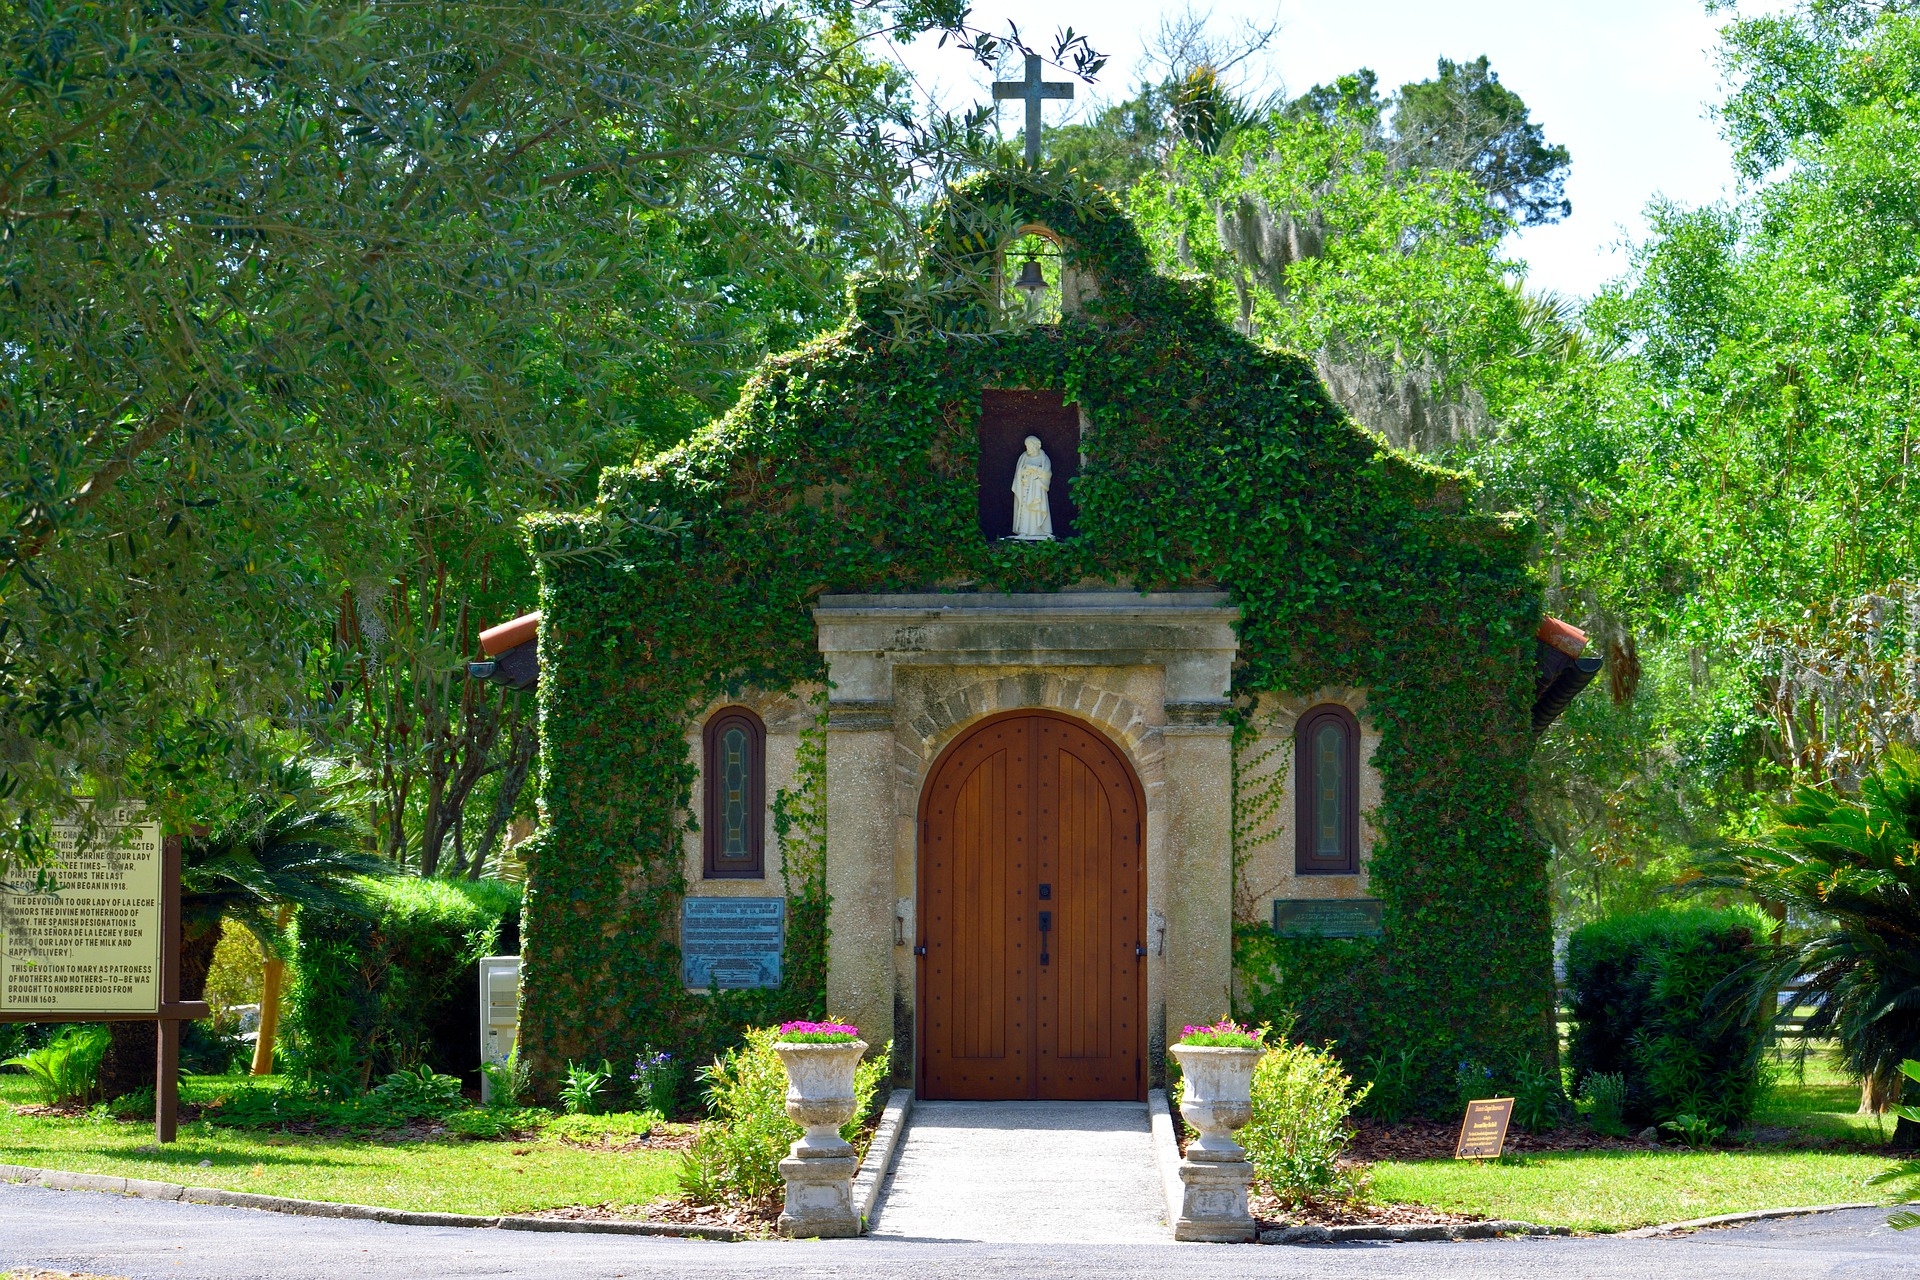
[777,1021,860,1036]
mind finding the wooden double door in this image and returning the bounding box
[917,711,1146,1100]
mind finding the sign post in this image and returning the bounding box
[0,809,208,1144]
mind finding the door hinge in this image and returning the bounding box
[913,944,928,956]
[1135,943,1146,958]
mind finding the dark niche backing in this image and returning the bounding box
[977,389,1079,541]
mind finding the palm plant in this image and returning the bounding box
[1868,1059,1919,1228]
[96,766,386,1098]
[1690,745,1920,1149]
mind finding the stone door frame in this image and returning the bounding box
[813,591,1240,1086]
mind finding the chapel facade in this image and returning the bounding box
[512,174,1597,1108]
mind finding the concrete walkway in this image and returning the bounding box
[869,1100,1167,1243]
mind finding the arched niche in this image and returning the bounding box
[997,222,1101,320]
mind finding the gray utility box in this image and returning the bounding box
[478,954,521,1104]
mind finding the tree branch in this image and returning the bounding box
[6,392,194,566]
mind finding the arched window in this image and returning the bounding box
[1295,704,1360,875]
[703,707,765,879]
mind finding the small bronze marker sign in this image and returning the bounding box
[1455,1097,1515,1160]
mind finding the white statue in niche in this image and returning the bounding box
[1009,435,1054,540]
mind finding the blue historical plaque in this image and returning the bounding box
[681,897,784,990]
[1272,898,1384,939]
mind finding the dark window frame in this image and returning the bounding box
[1294,703,1361,875]
[703,706,767,879]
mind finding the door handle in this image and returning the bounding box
[1038,910,1051,966]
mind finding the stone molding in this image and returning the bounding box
[813,591,1240,709]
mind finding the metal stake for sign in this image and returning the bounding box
[156,833,182,1144]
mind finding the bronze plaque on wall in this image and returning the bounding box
[977,389,1079,540]
[1454,1097,1514,1159]
[1272,898,1383,939]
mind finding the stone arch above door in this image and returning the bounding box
[810,591,1240,1084]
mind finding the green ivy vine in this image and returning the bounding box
[518,169,1553,1112]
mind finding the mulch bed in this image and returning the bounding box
[526,1194,780,1238]
[1345,1116,1869,1161]
[552,1125,696,1155]
[1250,1191,1483,1229]
[1346,1117,1647,1162]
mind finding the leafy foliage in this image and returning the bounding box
[1867,1059,1920,1226]
[1576,1071,1630,1137]
[1565,907,1774,1129]
[560,1061,611,1116]
[1474,3,1920,925]
[285,876,521,1088]
[678,1025,886,1204]
[1240,1037,1370,1206]
[0,0,1003,870]
[2,1024,108,1107]
[523,168,1552,1109]
[197,1066,465,1133]
[1390,56,1571,227]
[1691,745,1920,1146]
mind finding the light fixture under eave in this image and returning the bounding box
[1014,256,1048,300]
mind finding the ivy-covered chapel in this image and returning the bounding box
[513,173,1595,1110]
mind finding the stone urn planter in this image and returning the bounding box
[1169,1042,1263,1242]
[772,1037,868,1238]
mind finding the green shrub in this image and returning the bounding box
[285,876,520,1087]
[1508,1057,1567,1133]
[198,1067,464,1132]
[445,1106,548,1140]
[1577,1071,1629,1136]
[481,1048,530,1109]
[1240,1038,1370,1206]
[679,1025,887,1204]
[545,1111,661,1144]
[102,1086,156,1121]
[628,1049,678,1116]
[1566,907,1773,1129]
[559,1060,610,1115]
[1358,1046,1419,1122]
[3,1025,110,1107]
[1660,1112,1725,1148]
[1869,1059,1919,1229]
[369,1064,465,1118]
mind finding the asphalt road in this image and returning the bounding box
[1,1185,1913,1280]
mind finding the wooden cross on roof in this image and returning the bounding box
[994,53,1073,167]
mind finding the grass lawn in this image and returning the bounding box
[0,1075,681,1217]
[1370,1051,1913,1232]
[1371,1148,1893,1232]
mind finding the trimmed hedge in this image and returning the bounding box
[1565,907,1772,1129]
[286,877,521,1088]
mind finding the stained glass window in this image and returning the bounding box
[1296,704,1359,874]
[703,708,765,878]
[1314,722,1344,858]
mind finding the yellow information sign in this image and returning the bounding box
[0,807,163,1014]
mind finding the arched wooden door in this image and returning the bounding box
[917,711,1146,1100]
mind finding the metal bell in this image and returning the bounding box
[1014,256,1048,299]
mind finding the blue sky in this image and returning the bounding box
[891,1,1761,299]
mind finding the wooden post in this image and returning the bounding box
[156,833,182,1145]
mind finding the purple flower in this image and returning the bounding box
[777,1021,860,1036]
